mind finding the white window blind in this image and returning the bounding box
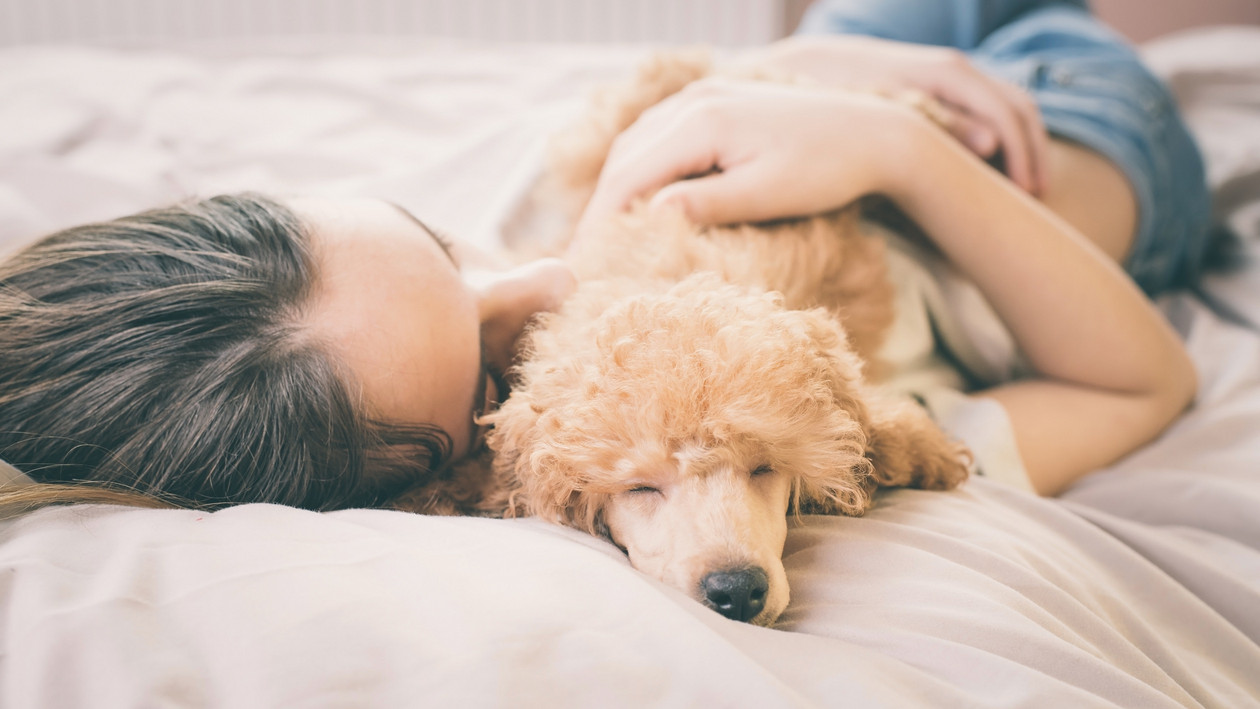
[0,0,812,47]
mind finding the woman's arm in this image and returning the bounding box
[743,34,1050,195]
[886,110,1194,494]
[578,81,1195,495]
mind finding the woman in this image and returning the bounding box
[0,0,1208,510]
[0,195,574,511]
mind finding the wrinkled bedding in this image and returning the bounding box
[2,28,1260,707]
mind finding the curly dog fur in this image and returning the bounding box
[396,52,971,625]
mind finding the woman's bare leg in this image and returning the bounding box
[1038,138,1138,266]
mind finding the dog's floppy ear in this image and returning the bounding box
[788,307,880,517]
[482,385,610,536]
[791,307,970,516]
[388,455,497,517]
[481,393,547,517]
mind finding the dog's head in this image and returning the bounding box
[485,274,968,625]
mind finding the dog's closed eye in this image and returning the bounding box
[626,485,662,496]
[750,464,774,478]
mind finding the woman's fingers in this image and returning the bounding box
[578,81,916,234]
[978,76,1047,195]
[576,103,722,237]
[900,48,1047,194]
[993,78,1050,194]
[934,68,1047,194]
[935,105,1000,158]
[650,161,779,225]
[934,78,1034,193]
[743,36,1050,193]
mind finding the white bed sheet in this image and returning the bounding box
[2,30,1260,708]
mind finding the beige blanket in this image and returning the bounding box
[2,30,1259,707]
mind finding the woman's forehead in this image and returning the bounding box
[292,196,483,452]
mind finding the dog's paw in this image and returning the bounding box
[863,396,972,491]
[910,439,972,491]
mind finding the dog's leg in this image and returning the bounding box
[862,395,972,491]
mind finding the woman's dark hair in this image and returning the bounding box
[0,193,451,512]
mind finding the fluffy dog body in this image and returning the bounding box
[403,53,971,625]
[549,52,896,366]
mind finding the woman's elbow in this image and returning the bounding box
[1171,349,1198,414]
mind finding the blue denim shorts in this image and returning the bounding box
[799,0,1213,295]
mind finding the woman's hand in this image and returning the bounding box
[576,78,928,237]
[744,35,1048,195]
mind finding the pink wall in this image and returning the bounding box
[1087,0,1258,42]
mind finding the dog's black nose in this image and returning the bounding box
[701,567,769,622]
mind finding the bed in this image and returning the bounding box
[2,25,1259,708]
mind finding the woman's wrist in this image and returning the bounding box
[866,103,952,204]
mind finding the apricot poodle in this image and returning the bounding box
[400,52,971,626]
